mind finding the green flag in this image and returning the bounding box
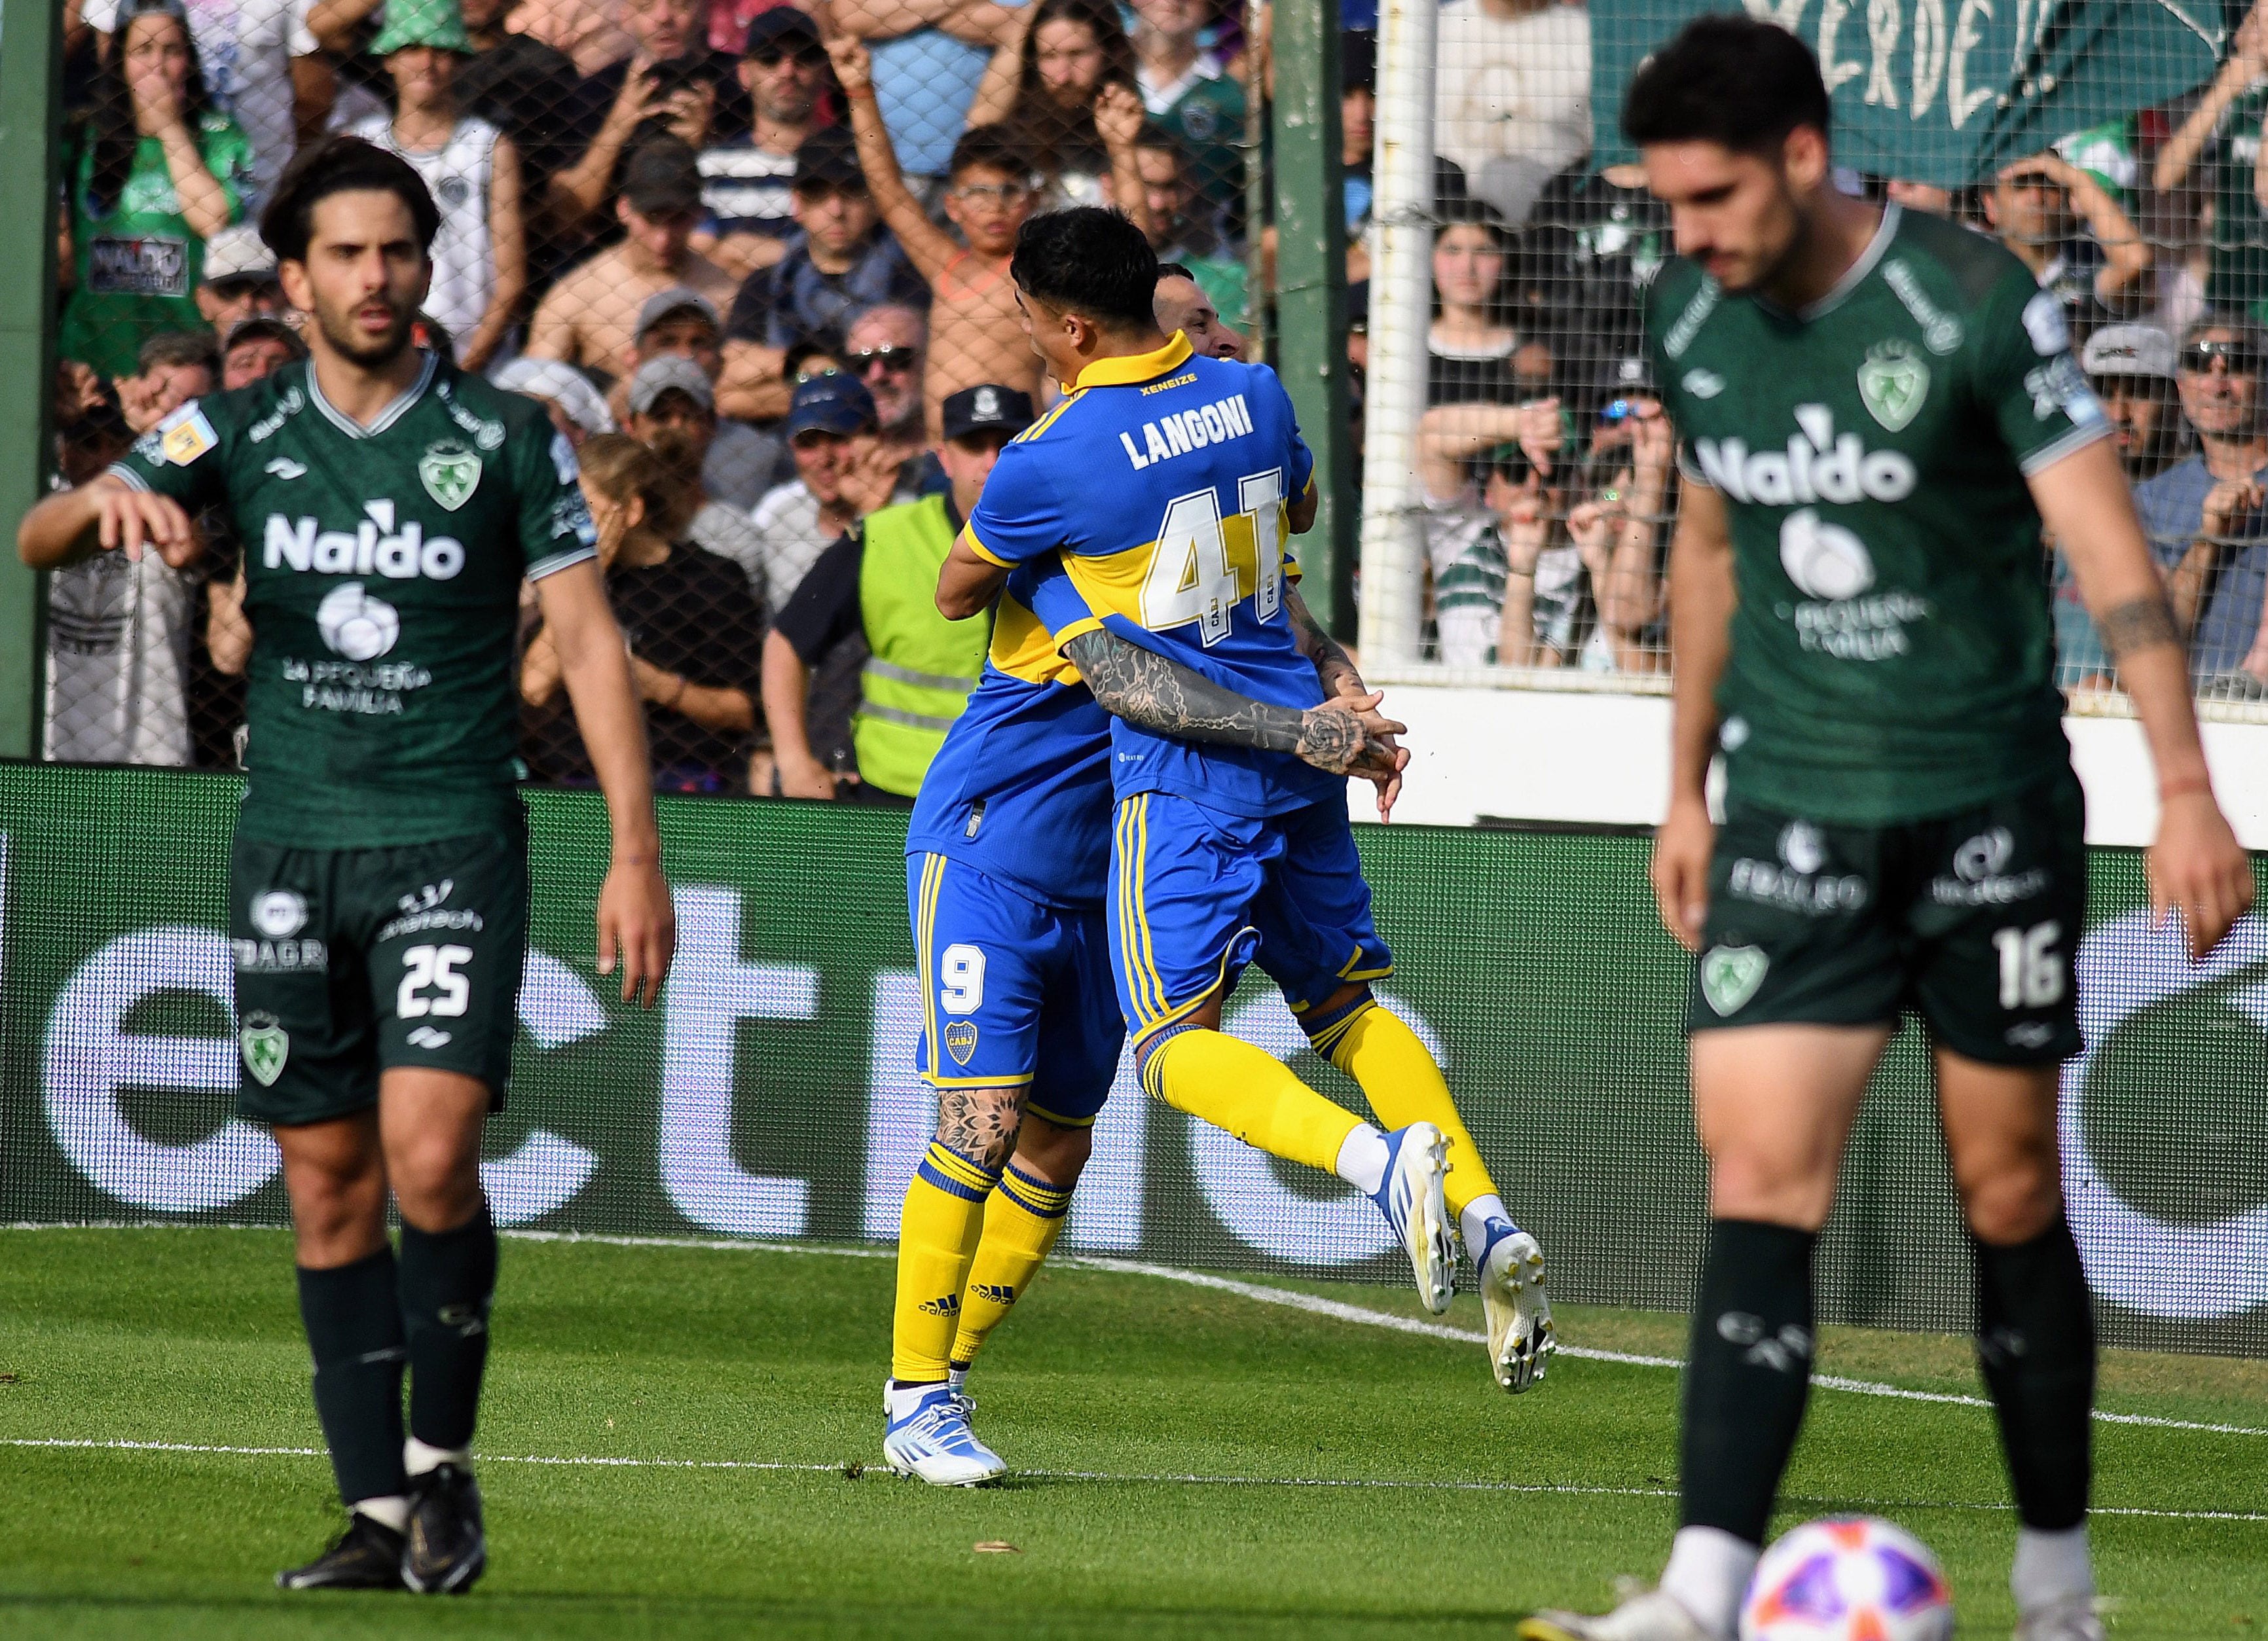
[1592,0,2227,185]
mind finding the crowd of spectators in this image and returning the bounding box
[37,0,2268,792]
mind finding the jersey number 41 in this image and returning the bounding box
[1141,469,1286,647]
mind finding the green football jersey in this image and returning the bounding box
[1646,206,2107,825]
[111,353,598,847]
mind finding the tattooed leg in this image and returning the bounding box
[934,1085,1026,1173]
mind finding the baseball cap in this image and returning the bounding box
[371,0,472,56]
[2081,323,2176,382]
[223,316,306,357]
[490,357,618,437]
[202,223,278,285]
[1342,29,1376,92]
[1597,353,1657,403]
[628,353,716,416]
[621,137,704,216]
[634,286,722,345]
[744,7,823,55]
[794,126,865,193]
[784,372,877,439]
[942,384,1034,441]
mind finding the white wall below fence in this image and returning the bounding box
[1355,679,2268,848]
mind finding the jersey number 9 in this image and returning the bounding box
[1141,470,1285,647]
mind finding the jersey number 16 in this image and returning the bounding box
[1141,470,1285,647]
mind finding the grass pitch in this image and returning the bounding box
[0,1229,2261,1640]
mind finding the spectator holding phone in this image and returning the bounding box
[350,0,526,371]
[60,0,253,381]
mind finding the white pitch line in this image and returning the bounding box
[5,1439,2260,1523]
[7,1225,2263,1439]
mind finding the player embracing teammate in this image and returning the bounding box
[1521,20,2254,1641]
[20,137,676,1594]
[880,207,1560,1483]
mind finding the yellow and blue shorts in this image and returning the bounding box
[1109,792,1394,1047]
[908,852,1124,1127]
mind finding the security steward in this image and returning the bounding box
[761,385,1035,802]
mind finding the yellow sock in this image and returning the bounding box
[1144,1028,1362,1173]
[1313,1001,1501,1215]
[890,1142,999,1383]
[948,1162,1072,1369]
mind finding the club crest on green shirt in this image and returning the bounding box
[1857,342,1929,432]
[240,1012,289,1086]
[418,440,481,511]
[1700,945,1769,1017]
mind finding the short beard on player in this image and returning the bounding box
[309,289,418,371]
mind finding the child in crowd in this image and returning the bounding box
[831,34,1097,432]
[351,0,526,372]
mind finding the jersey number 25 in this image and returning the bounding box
[1141,470,1285,647]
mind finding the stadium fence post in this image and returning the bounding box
[1241,0,1271,367]
[0,0,61,758]
[1352,0,1433,666]
[1269,0,1357,637]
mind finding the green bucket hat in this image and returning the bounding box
[371,0,473,56]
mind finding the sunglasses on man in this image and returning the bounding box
[848,346,919,375]
[2181,338,2261,374]
[748,44,827,67]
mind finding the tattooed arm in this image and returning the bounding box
[1062,628,1404,785]
[1285,585,1366,702]
[2033,437,2252,956]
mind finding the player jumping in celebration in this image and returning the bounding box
[888,471,1409,1484]
[933,207,1556,1392]
[1520,22,2254,1641]
[18,137,676,1595]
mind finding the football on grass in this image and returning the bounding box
[1740,1516,1952,1641]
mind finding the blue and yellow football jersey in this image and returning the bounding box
[963,334,1336,820]
[905,560,1115,909]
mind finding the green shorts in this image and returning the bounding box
[1687,770,2086,1066]
[230,827,530,1127]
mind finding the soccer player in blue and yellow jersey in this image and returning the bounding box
[888,532,1412,1483]
[936,207,1558,1395]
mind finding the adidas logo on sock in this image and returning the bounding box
[917,1294,962,1317]
[971,1284,1016,1305]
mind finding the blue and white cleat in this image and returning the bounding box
[1473,1219,1556,1392]
[883,1381,1008,1487]
[1371,1122,1454,1315]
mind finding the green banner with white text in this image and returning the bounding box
[1,763,2263,1356]
[1591,0,2227,185]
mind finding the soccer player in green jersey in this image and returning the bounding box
[19,137,676,1596]
[1521,22,2254,1641]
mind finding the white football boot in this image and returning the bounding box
[882,1380,1008,1487]
[1368,1122,1454,1315]
[1518,1589,1725,1641]
[1472,1219,1556,1392]
[2014,1596,2107,1641]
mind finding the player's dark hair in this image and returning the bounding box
[261,135,442,266]
[1156,261,1195,283]
[136,327,223,379]
[1620,16,1831,155]
[1011,207,1158,332]
[948,124,1031,184]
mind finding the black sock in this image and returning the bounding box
[1680,1218,1819,1544]
[397,1202,498,1453]
[297,1248,409,1506]
[1975,1217,2095,1531]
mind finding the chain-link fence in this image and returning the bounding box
[39,0,1269,792]
[35,0,2268,784]
[1356,0,2268,713]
